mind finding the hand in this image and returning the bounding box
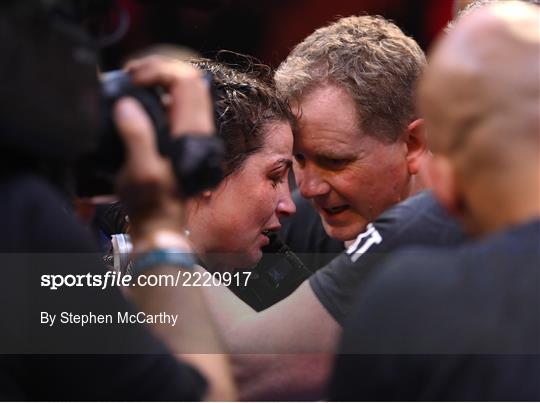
[113,58,214,247]
[113,97,186,246]
[125,56,215,136]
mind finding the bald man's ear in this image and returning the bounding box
[404,119,428,175]
[429,155,463,217]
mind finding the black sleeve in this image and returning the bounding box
[330,224,540,401]
[309,191,465,324]
[0,175,207,401]
[329,249,464,401]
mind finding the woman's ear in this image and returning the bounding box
[403,118,428,175]
[185,191,212,216]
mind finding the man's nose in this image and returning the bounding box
[294,164,331,199]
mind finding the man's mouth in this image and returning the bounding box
[322,205,349,215]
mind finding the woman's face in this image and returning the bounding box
[188,122,296,270]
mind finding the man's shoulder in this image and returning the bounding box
[343,219,540,354]
[374,190,462,242]
[308,191,465,324]
[0,174,98,252]
[344,190,464,262]
[1,173,63,200]
[377,217,540,284]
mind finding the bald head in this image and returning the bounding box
[422,1,539,154]
[419,1,540,235]
[452,0,540,19]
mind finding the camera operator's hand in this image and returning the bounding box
[113,97,187,247]
[113,84,236,402]
[113,59,215,246]
[125,56,215,137]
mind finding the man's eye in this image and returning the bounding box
[293,153,305,165]
[320,157,348,169]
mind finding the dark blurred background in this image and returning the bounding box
[99,0,454,69]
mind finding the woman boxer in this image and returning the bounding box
[183,58,296,272]
[110,57,296,274]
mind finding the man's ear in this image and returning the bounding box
[403,118,428,175]
[429,155,463,217]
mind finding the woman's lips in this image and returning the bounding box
[260,229,279,245]
[259,232,272,247]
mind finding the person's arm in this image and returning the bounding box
[127,263,235,401]
[113,57,236,401]
[200,274,340,400]
[204,280,339,353]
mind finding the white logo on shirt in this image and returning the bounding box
[346,223,383,263]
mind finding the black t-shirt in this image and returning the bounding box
[0,175,206,400]
[331,219,540,401]
[310,191,465,325]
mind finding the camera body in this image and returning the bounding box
[75,70,224,198]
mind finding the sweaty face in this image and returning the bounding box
[192,122,296,270]
[293,84,411,241]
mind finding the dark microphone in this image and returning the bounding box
[262,231,313,277]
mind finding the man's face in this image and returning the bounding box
[292,83,411,241]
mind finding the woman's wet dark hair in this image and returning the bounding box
[191,58,296,177]
[96,57,295,248]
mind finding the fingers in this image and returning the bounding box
[113,97,160,171]
[113,97,183,236]
[167,77,215,136]
[126,56,201,88]
[125,56,215,136]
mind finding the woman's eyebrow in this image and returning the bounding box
[268,158,292,173]
[275,158,293,169]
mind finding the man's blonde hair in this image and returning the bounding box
[275,15,426,142]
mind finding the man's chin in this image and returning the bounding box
[321,219,367,243]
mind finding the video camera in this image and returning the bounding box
[0,0,225,198]
[75,70,225,198]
